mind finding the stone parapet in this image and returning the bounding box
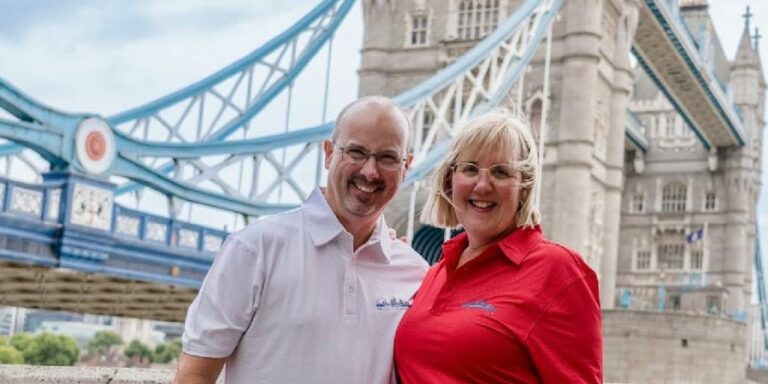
[0,365,206,384]
[604,309,747,384]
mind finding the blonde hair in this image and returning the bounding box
[420,108,541,229]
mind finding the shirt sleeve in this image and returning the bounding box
[182,236,264,358]
[525,273,603,383]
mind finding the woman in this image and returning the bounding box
[394,110,602,383]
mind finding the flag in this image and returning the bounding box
[686,228,704,244]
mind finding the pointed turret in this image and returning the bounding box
[754,27,766,88]
[734,10,759,66]
[731,6,762,110]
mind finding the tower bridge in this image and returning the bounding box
[0,0,765,382]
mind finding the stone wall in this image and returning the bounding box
[0,365,174,384]
[604,310,747,383]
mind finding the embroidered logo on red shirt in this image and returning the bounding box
[461,300,497,313]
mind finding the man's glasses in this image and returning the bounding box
[451,161,519,184]
[334,143,407,171]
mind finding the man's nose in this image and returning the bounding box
[359,156,380,180]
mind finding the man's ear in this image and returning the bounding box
[323,140,334,169]
[400,153,414,181]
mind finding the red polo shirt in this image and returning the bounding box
[394,226,602,383]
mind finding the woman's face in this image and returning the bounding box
[451,145,523,244]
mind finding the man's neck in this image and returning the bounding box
[349,221,377,251]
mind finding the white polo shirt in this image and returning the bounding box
[183,188,428,384]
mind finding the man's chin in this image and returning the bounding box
[343,201,379,219]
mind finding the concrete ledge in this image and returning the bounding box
[0,365,175,384]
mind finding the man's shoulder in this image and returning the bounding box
[386,240,430,269]
[229,206,305,247]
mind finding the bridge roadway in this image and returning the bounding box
[633,0,746,149]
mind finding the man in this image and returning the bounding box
[174,96,429,384]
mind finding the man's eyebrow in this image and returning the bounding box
[346,143,402,154]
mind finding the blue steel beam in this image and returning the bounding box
[116,123,332,158]
[111,0,354,195]
[0,77,83,126]
[0,143,23,156]
[108,0,353,130]
[117,0,553,196]
[111,155,297,216]
[0,118,67,166]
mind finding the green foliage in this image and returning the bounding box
[9,333,33,353]
[0,335,7,346]
[0,345,24,364]
[22,333,79,366]
[152,339,182,364]
[124,339,152,361]
[87,331,123,355]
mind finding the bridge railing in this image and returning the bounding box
[0,175,226,259]
[112,205,225,259]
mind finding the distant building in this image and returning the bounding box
[37,321,113,349]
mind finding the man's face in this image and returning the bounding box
[323,103,412,228]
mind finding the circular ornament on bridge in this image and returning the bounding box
[75,117,116,175]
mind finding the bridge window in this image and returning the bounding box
[665,114,676,137]
[457,0,499,40]
[409,14,430,46]
[661,183,687,213]
[636,250,651,270]
[631,193,644,213]
[690,249,703,270]
[704,192,716,211]
[657,242,684,270]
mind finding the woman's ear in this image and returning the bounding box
[442,169,453,196]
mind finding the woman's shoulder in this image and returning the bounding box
[527,239,596,279]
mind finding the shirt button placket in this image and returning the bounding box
[343,260,357,319]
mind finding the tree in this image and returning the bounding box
[87,331,123,356]
[22,333,79,366]
[0,345,24,364]
[152,339,182,364]
[9,333,33,353]
[124,339,152,362]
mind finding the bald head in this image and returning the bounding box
[332,96,411,148]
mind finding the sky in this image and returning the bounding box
[0,0,766,225]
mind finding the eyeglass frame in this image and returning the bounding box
[450,161,521,184]
[332,142,410,170]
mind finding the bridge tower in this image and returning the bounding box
[723,11,766,319]
[359,0,641,308]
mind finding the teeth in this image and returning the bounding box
[353,182,376,193]
[471,200,494,208]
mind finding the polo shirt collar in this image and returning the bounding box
[304,188,345,246]
[442,225,542,267]
[303,188,393,263]
[497,225,542,264]
[364,216,395,264]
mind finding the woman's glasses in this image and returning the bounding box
[451,161,519,184]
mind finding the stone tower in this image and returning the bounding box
[361,0,641,308]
